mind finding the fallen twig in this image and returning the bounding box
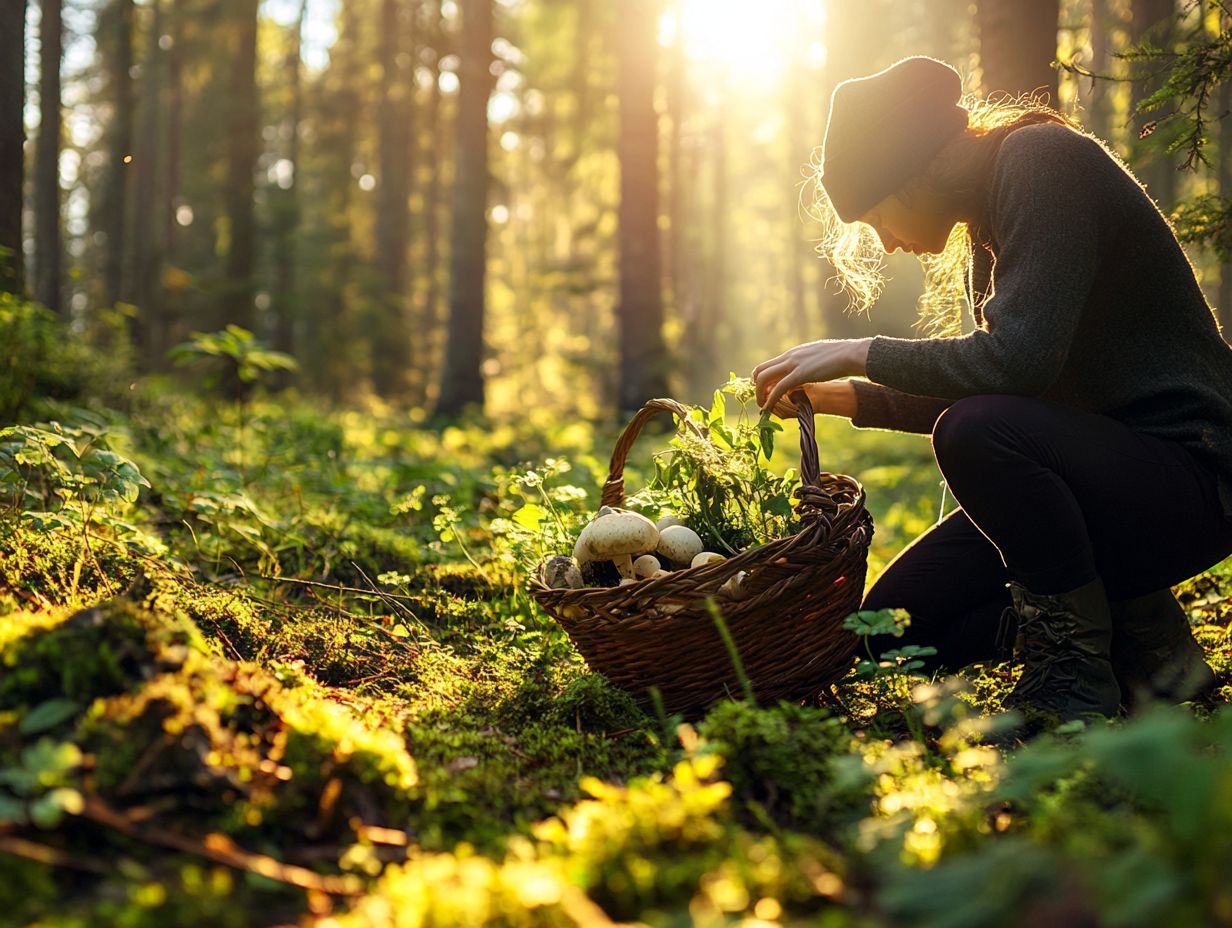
[79,796,364,896]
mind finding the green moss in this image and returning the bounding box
[696,700,857,831]
[0,599,203,711]
[0,522,140,616]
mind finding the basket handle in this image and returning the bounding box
[599,391,821,509]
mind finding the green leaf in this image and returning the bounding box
[0,794,26,825]
[512,503,547,531]
[759,426,775,461]
[19,699,81,736]
[842,608,911,638]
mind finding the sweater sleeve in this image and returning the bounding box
[849,379,953,434]
[863,126,1103,399]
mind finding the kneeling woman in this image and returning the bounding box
[753,55,1232,722]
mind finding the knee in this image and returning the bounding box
[931,395,1022,471]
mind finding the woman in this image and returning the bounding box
[752,55,1232,724]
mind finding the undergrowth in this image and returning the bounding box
[2,366,1231,927]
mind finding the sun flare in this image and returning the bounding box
[661,0,828,88]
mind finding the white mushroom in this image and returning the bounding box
[719,570,748,599]
[540,555,583,589]
[618,578,637,586]
[656,524,704,567]
[633,554,662,580]
[690,551,725,569]
[573,507,660,579]
[655,514,687,531]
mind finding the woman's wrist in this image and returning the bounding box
[847,337,874,377]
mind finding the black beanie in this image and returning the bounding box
[820,56,969,223]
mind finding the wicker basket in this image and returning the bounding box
[530,392,874,720]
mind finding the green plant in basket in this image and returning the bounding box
[628,376,800,556]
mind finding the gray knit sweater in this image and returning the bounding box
[848,122,1232,522]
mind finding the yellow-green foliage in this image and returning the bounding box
[331,753,852,928]
[0,599,205,710]
[0,521,139,613]
[4,390,1232,928]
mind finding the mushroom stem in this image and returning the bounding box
[612,554,634,579]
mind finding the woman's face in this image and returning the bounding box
[858,184,958,255]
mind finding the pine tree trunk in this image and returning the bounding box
[1,0,27,296]
[616,0,668,413]
[272,0,306,362]
[373,0,414,398]
[1084,0,1115,141]
[436,0,493,417]
[101,0,133,308]
[163,0,184,271]
[130,0,162,366]
[415,0,445,408]
[785,20,810,344]
[222,0,259,337]
[312,1,362,401]
[975,0,1061,102]
[1219,11,1232,340]
[819,1,878,340]
[665,0,687,363]
[1129,0,1178,211]
[35,0,62,313]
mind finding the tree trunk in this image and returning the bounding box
[222,0,259,336]
[272,0,306,362]
[415,0,445,408]
[785,17,810,344]
[1219,10,1232,339]
[311,1,362,401]
[616,0,668,413]
[1083,0,1115,141]
[100,0,133,308]
[35,0,62,313]
[1128,0,1178,211]
[976,0,1061,102]
[162,0,182,286]
[818,1,879,339]
[373,0,414,398]
[436,0,494,417]
[130,0,162,365]
[1,0,28,295]
[665,0,686,352]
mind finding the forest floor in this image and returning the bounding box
[3,383,1232,928]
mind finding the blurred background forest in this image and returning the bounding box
[5,0,1232,420]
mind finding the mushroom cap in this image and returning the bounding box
[574,508,659,564]
[656,524,704,566]
[690,551,725,569]
[633,554,662,580]
[719,570,748,598]
[655,514,687,531]
[541,555,583,589]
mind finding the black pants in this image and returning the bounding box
[861,394,1232,672]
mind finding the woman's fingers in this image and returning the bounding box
[753,360,794,406]
[752,349,792,381]
[762,370,804,414]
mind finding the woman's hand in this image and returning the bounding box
[769,380,858,419]
[753,338,873,413]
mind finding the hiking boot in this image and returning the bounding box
[1001,576,1121,724]
[1109,588,1217,712]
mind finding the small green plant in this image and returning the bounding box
[0,738,85,829]
[0,423,154,592]
[631,376,798,554]
[167,325,299,391]
[487,457,590,578]
[842,607,939,743]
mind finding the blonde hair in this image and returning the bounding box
[808,90,1082,337]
